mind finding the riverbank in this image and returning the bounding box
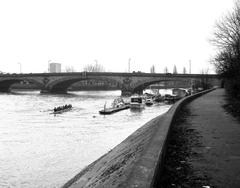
[62,89,214,188]
[62,114,164,188]
[157,89,240,187]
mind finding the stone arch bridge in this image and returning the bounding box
[0,72,220,95]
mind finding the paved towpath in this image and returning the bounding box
[175,89,240,187]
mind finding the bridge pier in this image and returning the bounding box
[121,90,133,96]
[0,86,11,93]
[40,88,68,94]
[0,89,11,93]
[40,89,50,94]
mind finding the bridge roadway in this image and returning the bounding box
[0,72,220,95]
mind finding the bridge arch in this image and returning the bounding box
[44,76,122,93]
[131,78,192,94]
[0,78,44,92]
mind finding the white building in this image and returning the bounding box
[49,63,61,73]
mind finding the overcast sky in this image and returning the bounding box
[0,0,234,74]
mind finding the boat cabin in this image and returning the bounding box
[131,96,143,103]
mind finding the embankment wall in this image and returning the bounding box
[62,88,215,188]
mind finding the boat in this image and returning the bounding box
[172,88,189,98]
[99,104,130,115]
[50,104,73,114]
[145,98,154,106]
[164,94,180,103]
[99,98,130,115]
[153,94,164,102]
[130,94,145,109]
[51,107,72,114]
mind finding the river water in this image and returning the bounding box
[0,90,171,188]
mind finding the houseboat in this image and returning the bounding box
[145,98,154,106]
[99,98,130,115]
[130,95,145,109]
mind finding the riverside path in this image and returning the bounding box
[158,89,240,187]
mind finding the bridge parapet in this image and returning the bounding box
[0,72,221,94]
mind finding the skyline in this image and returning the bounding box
[0,0,235,74]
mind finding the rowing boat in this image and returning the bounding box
[50,107,72,114]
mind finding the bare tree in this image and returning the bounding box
[164,66,169,73]
[83,62,105,72]
[65,66,75,72]
[200,68,209,75]
[150,65,156,73]
[211,0,240,97]
[199,68,210,89]
[211,2,240,53]
[173,65,178,74]
[211,0,240,75]
[183,67,187,74]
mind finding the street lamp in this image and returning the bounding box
[128,58,131,73]
[189,60,191,74]
[48,60,52,73]
[18,62,22,73]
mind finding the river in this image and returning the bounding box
[0,90,171,188]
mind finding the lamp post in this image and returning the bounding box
[128,58,131,73]
[18,62,22,73]
[48,60,52,73]
[189,60,191,74]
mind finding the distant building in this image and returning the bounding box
[49,63,61,73]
